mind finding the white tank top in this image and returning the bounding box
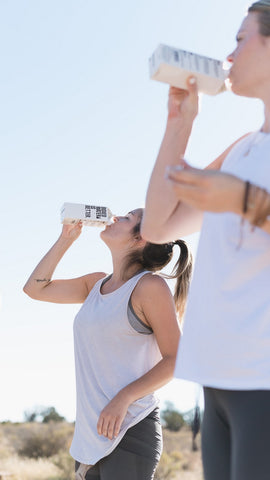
[70,271,162,465]
[175,131,270,390]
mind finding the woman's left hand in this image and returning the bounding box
[97,392,131,440]
[166,161,244,214]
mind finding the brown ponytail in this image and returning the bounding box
[125,219,193,321]
[165,240,193,320]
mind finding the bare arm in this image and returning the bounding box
[141,78,249,243]
[97,274,180,439]
[23,223,106,304]
[141,82,200,243]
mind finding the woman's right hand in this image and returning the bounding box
[167,77,199,122]
[60,222,83,242]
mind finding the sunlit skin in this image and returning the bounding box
[227,12,270,105]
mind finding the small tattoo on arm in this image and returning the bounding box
[35,278,51,283]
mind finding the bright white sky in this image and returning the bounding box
[0,0,264,422]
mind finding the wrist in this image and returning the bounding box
[117,386,135,405]
[230,178,246,216]
[166,115,194,132]
[57,235,75,249]
[243,182,270,227]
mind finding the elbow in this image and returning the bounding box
[163,354,178,380]
[170,356,177,378]
[23,283,36,299]
[166,368,175,382]
[23,283,30,296]
[141,217,168,245]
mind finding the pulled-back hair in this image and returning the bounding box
[248,1,270,36]
[125,219,193,321]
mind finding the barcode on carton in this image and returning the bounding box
[85,205,107,219]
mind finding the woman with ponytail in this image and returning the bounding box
[23,207,192,480]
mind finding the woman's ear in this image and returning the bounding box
[134,236,146,248]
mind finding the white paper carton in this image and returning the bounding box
[61,203,113,227]
[149,44,228,95]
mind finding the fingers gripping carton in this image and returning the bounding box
[61,203,113,227]
[149,44,228,95]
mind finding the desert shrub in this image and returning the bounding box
[0,422,203,480]
[0,424,18,458]
[154,451,182,479]
[52,450,74,480]
[0,430,14,458]
[161,403,185,432]
[17,423,73,459]
[0,454,62,480]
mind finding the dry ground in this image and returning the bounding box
[157,427,203,480]
[0,422,203,480]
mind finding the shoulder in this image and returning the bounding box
[84,271,107,294]
[132,273,177,328]
[134,273,173,300]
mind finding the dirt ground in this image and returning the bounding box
[159,426,204,480]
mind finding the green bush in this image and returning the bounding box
[161,403,185,432]
[42,407,65,424]
[24,406,65,423]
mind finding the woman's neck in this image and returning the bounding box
[110,252,143,284]
[111,265,143,284]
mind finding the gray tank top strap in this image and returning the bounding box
[127,297,153,334]
[101,272,153,334]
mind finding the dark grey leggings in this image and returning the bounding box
[202,387,270,480]
[75,408,162,480]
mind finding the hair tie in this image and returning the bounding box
[166,242,174,253]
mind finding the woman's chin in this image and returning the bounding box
[100,229,106,239]
[229,79,256,98]
[100,224,110,235]
[227,75,243,95]
[100,228,112,245]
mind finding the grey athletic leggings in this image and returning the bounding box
[202,387,270,480]
[75,408,162,480]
